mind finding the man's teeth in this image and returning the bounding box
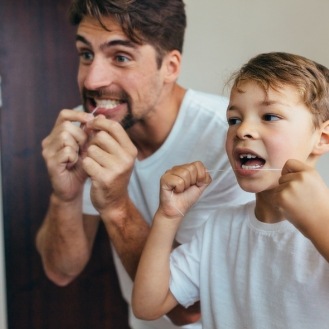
[95,99,120,109]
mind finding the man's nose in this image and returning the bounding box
[83,57,114,90]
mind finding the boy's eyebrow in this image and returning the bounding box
[227,104,238,111]
[75,34,137,50]
[227,100,291,111]
[261,100,291,107]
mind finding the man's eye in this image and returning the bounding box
[116,55,130,63]
[79,51,94,62]
[263,114,280,121]
[227,117,241,126]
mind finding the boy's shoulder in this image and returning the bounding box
[205,201,255,229]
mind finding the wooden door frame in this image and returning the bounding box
[0,1,129,328]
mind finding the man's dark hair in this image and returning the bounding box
[69,0,186,66]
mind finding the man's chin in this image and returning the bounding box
[121,119,137,130]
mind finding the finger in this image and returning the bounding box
[193,161,212,186]
[161,162,210,193]
[279,159,311,185]
[171,163,199,192]
[83,144,114,170]
[43,123,88,156]
[87,132,136,170]
[55,109,93,126]
[88,130,121,156]
[281,159,308,175]
[85,117,133,151]
[160,170,184,193]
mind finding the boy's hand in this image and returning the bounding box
[274,159,329,235]
[158,161,212,219]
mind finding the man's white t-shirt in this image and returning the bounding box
[83,89,254,329]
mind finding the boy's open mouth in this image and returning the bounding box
[239,153,266,170]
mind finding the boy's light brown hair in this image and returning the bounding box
[230,52,329,127]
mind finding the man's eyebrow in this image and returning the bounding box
[101,39,137,50]
[75,34,137,50]
[76,35,91,47]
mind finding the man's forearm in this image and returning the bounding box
[101,198,150,279]
[36,193,96,285]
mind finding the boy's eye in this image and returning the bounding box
[227,117,241,126]
[263,114,280,121]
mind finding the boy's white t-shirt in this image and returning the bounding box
[170,201,329,329]
[83,89,254,329]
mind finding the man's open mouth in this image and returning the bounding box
[91,99,123,115]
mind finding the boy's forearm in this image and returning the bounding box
[293,190,329,263]
[304,211,329,263]
[132,211,181,320]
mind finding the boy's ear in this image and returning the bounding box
[312,120,329,155]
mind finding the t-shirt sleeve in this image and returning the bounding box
[82,179,99,215]
[169,223,205,308]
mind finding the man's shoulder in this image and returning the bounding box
[73,105,84,112]
[186,89,229,109]
[183,89,228,124]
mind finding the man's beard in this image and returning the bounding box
[121,112,138,130]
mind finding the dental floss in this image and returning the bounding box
[91,106,99,116]
[206,168,282,173]
[81,107,99,132]
[170,167,282,216]
[170,190,185,217]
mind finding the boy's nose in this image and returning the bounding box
[236,121,259,140]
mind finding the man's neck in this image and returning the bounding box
[129,84,186,160]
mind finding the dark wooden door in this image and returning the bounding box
[0,1,129,328]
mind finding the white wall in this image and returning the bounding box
[179,0,329,184]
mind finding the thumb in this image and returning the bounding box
[281,159,306,176]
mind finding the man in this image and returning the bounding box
[36,1,253,328]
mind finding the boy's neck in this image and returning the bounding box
[254,191,285,223]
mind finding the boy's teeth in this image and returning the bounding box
[240,154,256,159]
[242,164,262,169]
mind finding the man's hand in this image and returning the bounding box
[167,302,201,326]
[81,115,138,216]
[42,109,94,201]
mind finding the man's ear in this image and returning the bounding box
[163,50,181,83]
[312,120,329,155]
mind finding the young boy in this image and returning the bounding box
[132,52,329,328]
